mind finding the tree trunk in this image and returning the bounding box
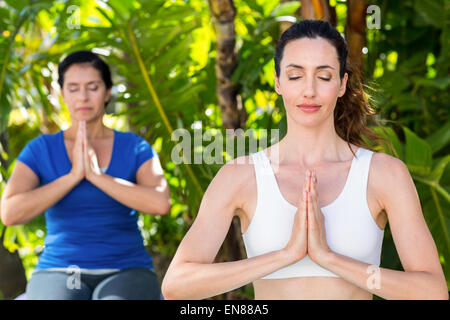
[279,0,335,36]
[40,78,60,134]
[0,132,27,300]
[279,0,297,34]
[345,0,367,69]
[300,0,333,22]
[0,228,27,300]
[209,0,247,130]
[208,0,249,299]
[0,131,9,174]
[280,0,336,35]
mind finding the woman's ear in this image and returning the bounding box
[338,72,348,98]
[105,87,112,103]
[274,71,281,95]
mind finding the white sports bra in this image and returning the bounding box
[242,147,384,279]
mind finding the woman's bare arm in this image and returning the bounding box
[86,156,171,215]
[161,158,306,300]
[1,127,85,226]
[316,153,448,299]
[0,162,81,226]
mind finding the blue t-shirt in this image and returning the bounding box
[17,129,155,270]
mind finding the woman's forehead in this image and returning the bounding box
[281,38,339,69]
[64,64,102,82]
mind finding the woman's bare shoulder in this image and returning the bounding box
[370,151,409,178]
[206,154,257,206]
[216,155,256,187]
[369,151,412,206]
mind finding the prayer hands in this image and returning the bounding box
[284,169,332,266]
[69,121,101,183]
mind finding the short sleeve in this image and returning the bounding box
[16,137,42,180]
[134,134,156,171]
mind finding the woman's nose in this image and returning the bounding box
[302,78,316,98]
[78,88,89,101]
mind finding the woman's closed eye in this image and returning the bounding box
[68,86,98,92]
[288,76,331,81]
[317,72,332,81]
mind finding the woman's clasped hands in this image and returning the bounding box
[69,120,102,183]
[284,169,333,267]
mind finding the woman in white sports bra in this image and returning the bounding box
[162,20,448,300]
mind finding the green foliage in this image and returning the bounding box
[366,0,450,286]
[0,0,448,299]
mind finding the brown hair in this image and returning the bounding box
[334,59,388,156]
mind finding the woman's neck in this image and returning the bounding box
[276,118,352,168]
[65,120,110,140]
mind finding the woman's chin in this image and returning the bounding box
[72,117,89,123]
[288,115,322,128]
[70,114,99,123]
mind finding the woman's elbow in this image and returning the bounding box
[153,196,171,216]
[0,201,16,226]
[161,281,173,300]
[151,185,171,215]
[433,287,449,300]
[440,291,449,300]
[0,211,12,226]
[423,276,449,300]
[1,210,21,227]
[427,290,449,300]
[142,201,171,216]
[1,214,18,227]
[160,198,172,215]
[433,274,449,300]
[160,186,172,215]
[161,275,180,300]
[161,262,191,300]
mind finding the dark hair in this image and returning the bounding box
[58,50,113,107]
[275,20,347,79]
[274,20,387,155]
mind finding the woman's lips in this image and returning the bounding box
[77,107,92,111]
[297,104,321,113]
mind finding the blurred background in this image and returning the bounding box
[0,0,448,300]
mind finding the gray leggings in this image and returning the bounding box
[26,268,162,300]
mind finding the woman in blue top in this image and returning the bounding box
[0,50,171,300]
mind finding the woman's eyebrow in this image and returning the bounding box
[285,64,335,70]
[67,80,102,86]
[317,65,334,70]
